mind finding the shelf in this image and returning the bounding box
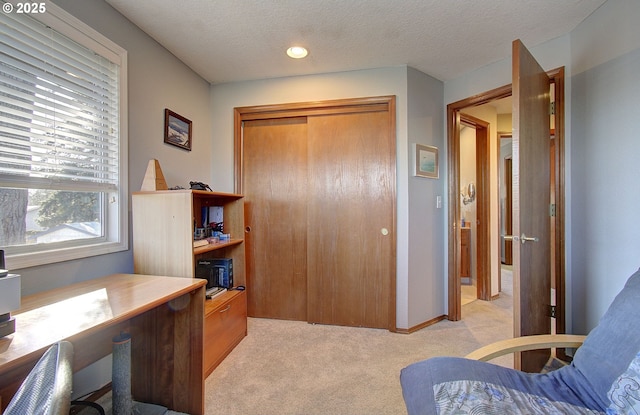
[193,238,244,255]
[133,189,242,199]
[191,190,242,199]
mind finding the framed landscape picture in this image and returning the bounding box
[164,109,192,151]
[414,143,438,178]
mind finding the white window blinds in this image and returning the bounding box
[0,7,120,192]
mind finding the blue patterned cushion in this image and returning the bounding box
[571,268,640,409]
[434,379,603,414]
[606,351,640,414]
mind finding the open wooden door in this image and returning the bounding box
[512,39,552,372]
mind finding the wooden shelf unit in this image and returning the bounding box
[132,189,248,378]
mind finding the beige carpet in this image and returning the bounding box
[204,274,513,415]
[461,282,477,305]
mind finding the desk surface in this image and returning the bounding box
[0,273,206,393]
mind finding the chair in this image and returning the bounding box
[3,341,73,415]
[400,267,640,414]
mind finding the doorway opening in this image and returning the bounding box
[446,68,566,339]
[458,113,490,304]
[499,132,513,270]
[498,131,513,299]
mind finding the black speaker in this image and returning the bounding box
[195,259,216,289]
[195,258,233,289]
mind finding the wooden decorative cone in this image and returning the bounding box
[140,159,168,191]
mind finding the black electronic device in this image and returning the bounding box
[196,259,216,289]
[189,181,212,191]
[196,258,233,289]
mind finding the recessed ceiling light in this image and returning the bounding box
[286,46,308,59]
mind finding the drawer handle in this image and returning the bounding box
[219,305,231,313]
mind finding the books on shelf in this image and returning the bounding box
[201,206,223,229]
[205,286,227,299]
[213,258,233,288]
[193,236,235,249]
[193,239,209,248]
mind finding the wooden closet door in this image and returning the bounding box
[243,118,308,320]
[306,111,396,329]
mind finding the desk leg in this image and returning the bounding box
[130,286,204,415]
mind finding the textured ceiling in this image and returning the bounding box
[104,0,606,85]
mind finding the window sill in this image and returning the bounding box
[6,240,128,270]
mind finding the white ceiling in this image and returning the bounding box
[104,0,606,85]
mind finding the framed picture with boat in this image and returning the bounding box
[164,108,192,151]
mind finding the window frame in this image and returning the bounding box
[1,1,128,269]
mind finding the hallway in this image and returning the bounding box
[461,265,514,367]
[462,265,513,305]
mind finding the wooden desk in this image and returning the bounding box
[0,273,206,415]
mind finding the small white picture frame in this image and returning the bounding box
[414,143,438,179]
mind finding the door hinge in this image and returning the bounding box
[549,203,556,217]
[549,305,557,318]
[549,102,556,115]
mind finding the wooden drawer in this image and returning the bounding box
[204,290,247,377]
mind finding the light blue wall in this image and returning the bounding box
[569,0,640,333]
[406,68,446,326]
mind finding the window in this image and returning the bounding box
[0,2,128,269]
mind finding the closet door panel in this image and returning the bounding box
[243,118,308,320]
[306,111,395,329]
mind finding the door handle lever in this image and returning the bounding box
[520,233,539,244]
[503,234,539,244]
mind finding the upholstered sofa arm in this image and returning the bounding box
[465,334,587,362]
